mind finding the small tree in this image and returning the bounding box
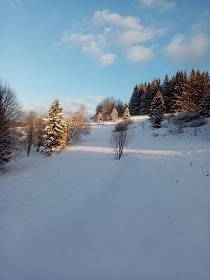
[34,117,45,151]
[111,108,118,122]
[24,111,37,156]
[149,91,165,128]
[43,99,67,152]
[110,120,134,160]
[123,107,130,119]
[96,112,103,123]
[67,106,91,142]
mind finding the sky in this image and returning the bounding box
[0,0,210,115]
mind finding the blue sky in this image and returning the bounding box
[1,0,210,115]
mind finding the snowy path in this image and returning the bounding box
[0,118,210,280]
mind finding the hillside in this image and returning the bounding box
[0,116,210,280]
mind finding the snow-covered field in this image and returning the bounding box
[1,116,210,280]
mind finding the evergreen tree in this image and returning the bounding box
[123,107,130,119]
[139,82,150,115]
[199,93,210,117]
[173,71,190,112]
[43,99,67,152]
[111,108,118,121]
[96,112,103,123]
[149,91,165,128]
[161,74,175,113]
[128,85,142,115]
[140,79,160,115]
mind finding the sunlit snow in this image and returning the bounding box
[0,116,210,280]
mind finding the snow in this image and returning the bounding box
[1,116,210,280]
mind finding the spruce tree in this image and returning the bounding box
[123,107,130,119]
[149,91,165,128]
[140,83,150,115]
[111,108,118,122]
[128,85,142,115]
[140,79,160,115]
[173,69,188,112]
[96,112,103,123]
[43,99,67,152]
[161,74,175,113]
[199,93,210,117]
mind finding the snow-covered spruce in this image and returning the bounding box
[43,99,67,152]
[123,107,130,119]
[111,107,118,122]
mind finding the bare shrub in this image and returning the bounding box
[109,120,134,160]
[169,112,207,129]
[171,112,201,125]
[189,117,207,127]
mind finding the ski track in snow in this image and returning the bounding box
[0,117,210,280]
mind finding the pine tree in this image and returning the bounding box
[173,70,188,112]
[149,91,165,128]
[139,83,150,115]
[161,74,175,113]
[123,107,130,119]
[128,85,142,115]
[140,79,160,115]
[43,99,67,152]
[111,108,118,121]
[199,93,210,117]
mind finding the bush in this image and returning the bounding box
[109,120,134,160]
[170,112,201,125]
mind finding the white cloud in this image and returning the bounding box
[139,0,176,12]
[165,33,210,60]
[118,28,165,47]
[126,45,154,63]
[97,53,117,67]
[61,10,163,66]
[93,10,141,30]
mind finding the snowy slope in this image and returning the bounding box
[0,117,210,280]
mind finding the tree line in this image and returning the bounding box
[128,69,210,128]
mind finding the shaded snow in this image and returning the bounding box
[0,117,210,280]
